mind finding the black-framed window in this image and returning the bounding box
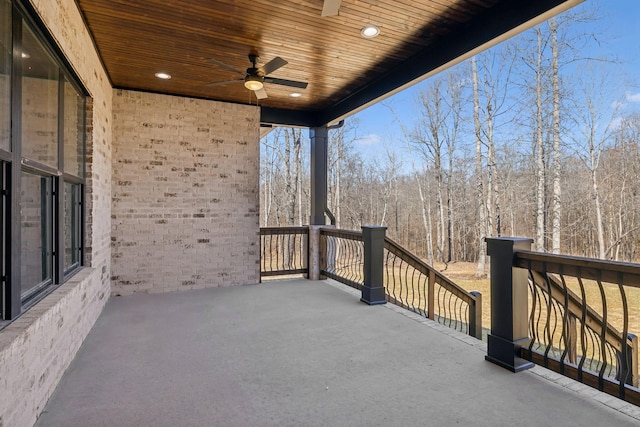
[1,0,87,321]
[20,170,53,299]
[0,0,10,153]
[64,181,81,273]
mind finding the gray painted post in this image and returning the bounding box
[309,126,328,225]
[485,237,534,372]
[361,226,387,305]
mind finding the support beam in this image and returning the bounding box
[309,126,328,225]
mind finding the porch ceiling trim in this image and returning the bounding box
[261,0,583,128]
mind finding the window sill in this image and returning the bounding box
[0,266,93,332]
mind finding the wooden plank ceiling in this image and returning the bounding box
[74,0,581,127]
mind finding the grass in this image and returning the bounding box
[431,262,493,331]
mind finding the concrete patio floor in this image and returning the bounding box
[36,278,640,426]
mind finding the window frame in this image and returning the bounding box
[62,178,83,277]
[1,0,88,322]
[19,167,54,302]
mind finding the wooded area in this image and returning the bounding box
[260,9,640,275]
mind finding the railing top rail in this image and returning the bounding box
[260,226,309,235]
[515,250,640,288]
[319,227,363,241]
[384,236,477,304]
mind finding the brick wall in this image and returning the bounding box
[0,0,113,426]
[0,73,8,152]
[0,270,107,427]
[111,90,260,295]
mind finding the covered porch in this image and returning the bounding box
[35,278,640,426]
[1,0,613,426]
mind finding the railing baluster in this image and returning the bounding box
[410,268,417,310]
[577,274,588,383]
[559,271,571,372]
[617,271,629,397]
[596,274,608,391]
[527,269,537,357]
[567,314,578,365]
[400,257,408,311]
[543,267,554,368]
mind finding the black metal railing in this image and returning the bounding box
[486,237,640,406]
[319,228,364,289]
[515,251,640,403]
[319,227,481,338]
[384,238,482,339]
[260,227,308,278]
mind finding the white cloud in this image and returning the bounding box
[626,92,640,102]
[610,116,624,130]
[355,133,381,146]
[612,100,626,109]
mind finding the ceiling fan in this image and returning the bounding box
[322,0,341,16]
[205,54,308,99]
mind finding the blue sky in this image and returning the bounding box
[349,0,640,163]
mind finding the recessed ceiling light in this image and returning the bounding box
[21,52,30,58]
[155,72,171,79]
[361,25,380,38]
[290,92,302,98]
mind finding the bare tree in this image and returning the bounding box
[550,18,562,254]
[472,57,488,276]
[568,64,621,259]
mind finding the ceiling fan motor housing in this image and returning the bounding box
[247,67,263,78]
[206,53,306,97]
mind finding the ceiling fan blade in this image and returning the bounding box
[205,79,243,87]
[206,58,245,75]
[254,87,268,99]
[260,57,288,76]
[264,77,308,89]
[321,0,341,16]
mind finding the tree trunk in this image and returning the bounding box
[550,19,562,254]
[487,103,497,239]
[415,171,434,265]
[293,130,302,226]
[534,27,546,252]
[592,167,606,259]
[472,57,487,277]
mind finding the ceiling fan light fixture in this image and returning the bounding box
[244,75,264,91]
[361,25,380,38]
